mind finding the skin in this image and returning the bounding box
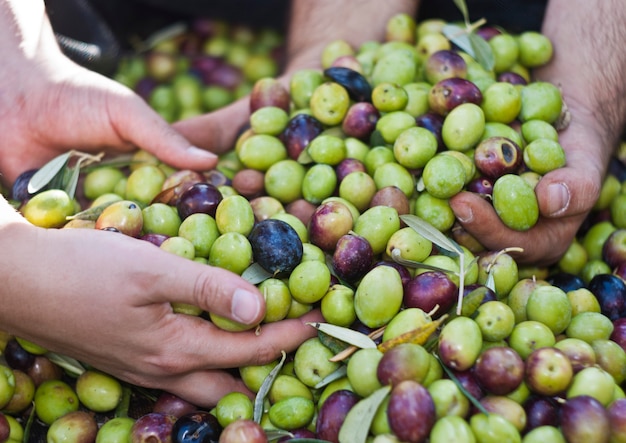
[0,0,624,406]
[0,0,321,407]
[179,0,626,267]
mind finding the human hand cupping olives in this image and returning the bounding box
[0,0,320,407]
[451,0,625,265]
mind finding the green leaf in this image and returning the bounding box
[254,351,287,424]
[400,214,463,256]
[469,33,495,72]
[242,262,274,285]
[453,0,470,25]
[442,24,474,57]
[338,385,391,443]
[435,354,490,414]
[45,352,86,377]
[390,248,460,276]
[314,365,348,390]
[307,322,377,349]
[28,152,72,194]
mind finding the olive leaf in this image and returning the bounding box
[254,350,287,424]
[114,385,133,418]
[265,429,296,441]
[389,248,460,276]
[453,0,470,25]
[27,152,72,194]
[45,351,86,377]
[242,262,274,285]
[314,365,348,390]
[434,353,490,415]
[441,24,495,72]
[400,214,466,315]
[307,322,377,350]
[337,385,391,443]
[400,214,462,256]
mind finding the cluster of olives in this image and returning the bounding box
[113,17,285,123]
[3,10,626,443]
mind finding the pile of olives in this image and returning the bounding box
[2,10,626,443]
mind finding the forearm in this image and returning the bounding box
[536,0,626,156]
[285,0,418,72]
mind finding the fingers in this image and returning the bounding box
[449,191,582,265]
[163,370,253,408]
[173,96,250,155]
[107,88,219,171]
[158,310,322,372]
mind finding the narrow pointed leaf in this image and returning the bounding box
[264,429,295,441]
[453,0,470,25]
[63,164,82,200]
[435,354,490,414]
[307,322,376,349]
[400,214,462,255]
[390,249,460,276]
[314,365,348,389]
[377,315,447,353]
[442,24,475,59]
[338,385,391,443]
[469,33,495,71]
[254,351,287,423]
[242,262,274,285]
[28,152,72,193]
[45,352,86,377]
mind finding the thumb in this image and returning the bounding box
[143,248,266,326]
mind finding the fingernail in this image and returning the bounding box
[455,204,473,223]
[187,146,217,159]
[546,183,570,216]
[231,289,261,324]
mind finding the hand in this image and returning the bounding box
[450,115,606,266]
[1,216,321,407]
[0,13,219,187]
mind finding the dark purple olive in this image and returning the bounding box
[403,271,458,319]
[130,412,178,443]
[316,390,361,443]
[587,273,626,320]
[332,233,374,283]
[276,428,316,442]
[560,395,610,443]
[0,413,9,443]
[171,410,222,443]
[462,284,498,304]
[323,67,372,103]
[466,176,495,198]
[140,233,170,247]
[341,102,380,140]
[497,72,528,86]
[424,49,467,84]
[335,158,367,183]
[176,182,223,220]
[11,168,39,202]
[473,346,524,395]
[203,63,243,90]
[415,111,445,151]
[547,272,586,293]
[608,398,626,442]
[476,26,502,41]
[153,392,198,419]
[448,369,484,401]
[610,318,626,352]
[602,229,626,269]
[387,380,436,443]
[135,77,159,102]
[3,338,35,372]
[428,77,482,116]
[523,395,561,432]
[280,113,324,160]
[248,219,303,276]
[474,136,523,179]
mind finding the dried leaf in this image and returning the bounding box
[254,351,287,423]
[307,323,377,349]
[377,315,447,353]
[28,152,72,194]
[242,262,274,285]
[400,214,462,256]
[338,385,392,443]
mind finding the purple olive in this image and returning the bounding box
[315,390,361,443]
[428,77,482,116]
[473,136,523,179]
[280,113,324,160]
[176,182,223,220]
[341,102,380,140]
